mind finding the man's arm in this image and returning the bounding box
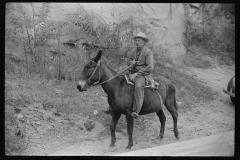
[137,51,154,75]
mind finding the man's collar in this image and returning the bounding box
[136,45,145,52]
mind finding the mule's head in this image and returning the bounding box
[77,50,103,92]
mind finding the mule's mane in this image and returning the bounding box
[101,59,118,75]
[100,60,126,85]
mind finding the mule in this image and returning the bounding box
[77,50,179,151]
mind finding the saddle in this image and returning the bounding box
[124,74,159,90]
[125,74,164,107]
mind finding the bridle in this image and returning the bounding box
[84,60,134,88]
[86,60,101,87]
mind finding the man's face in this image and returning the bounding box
[135,38,146,49]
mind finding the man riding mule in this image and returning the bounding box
[104,32,154,119]
[77,46,180,151]
[128,32,154,118]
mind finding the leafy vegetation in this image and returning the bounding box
[184,3,235,67]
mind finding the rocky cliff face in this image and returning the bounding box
[60,3,187,47]
[18,4,185,43]
[47,3,188,55]
[60,3,210,55]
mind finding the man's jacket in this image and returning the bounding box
[128,45,154,78]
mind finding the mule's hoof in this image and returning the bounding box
[175,132,180,139]
[176,135,180,139]
[108,146,117,152]
[125,146,132,151]
[174,131,180,139]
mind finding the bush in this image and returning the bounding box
[185,19,212,46]
[185,3,235,66]
[181,52,213,69]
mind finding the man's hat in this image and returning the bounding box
[134,32,149,42]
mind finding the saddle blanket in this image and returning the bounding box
[124,75,159,89]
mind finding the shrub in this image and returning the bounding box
[185,3,235,66]
[181,53,213,69]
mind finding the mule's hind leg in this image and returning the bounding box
[109,111,121,151]
[155,109,166,143]
[165,98,180,139]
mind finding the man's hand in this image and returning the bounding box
[130,73,138,81]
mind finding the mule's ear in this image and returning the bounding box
[93,50,102,62]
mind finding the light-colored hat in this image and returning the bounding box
[134,32,149,42]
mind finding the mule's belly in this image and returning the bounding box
[138,105,160,115]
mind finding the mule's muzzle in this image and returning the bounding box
[77,80,88,92]
[77,84,87,92]
[77,84,82,92]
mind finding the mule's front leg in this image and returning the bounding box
[109,111,121,152]
[125,111,134,150]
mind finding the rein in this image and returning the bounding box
[86,60,134,87]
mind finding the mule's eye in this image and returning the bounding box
[86,61,95,69]
[86,64,91,69]
[89,61,94,65]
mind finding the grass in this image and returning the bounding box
[182,45,234,68]
[181,53,214,69]
[217,51,235,66]
[152,53,216,105]
[178,44,215,69]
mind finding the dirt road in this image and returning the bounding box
[114,131,234,156]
